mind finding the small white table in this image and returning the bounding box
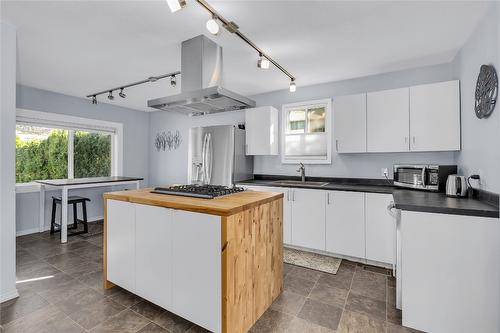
[36,176,142,243]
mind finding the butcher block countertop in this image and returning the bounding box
[104,188,283,216]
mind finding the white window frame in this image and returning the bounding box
[281,98,332,164]
[15,109,123,193]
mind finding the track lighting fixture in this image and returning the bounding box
[289,79,296,92]
[86,71,180,105]
[206,15,220,35]
[257,54,270,69]
[166,0,186,13]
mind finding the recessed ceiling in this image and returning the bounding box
[1,0,490,112]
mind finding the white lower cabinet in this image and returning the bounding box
[365,193,396,264]
[172,210,221,333]
[325,191,365,258]
[107,199,136,292]
[291,188,326,251]
[135,204,173,310]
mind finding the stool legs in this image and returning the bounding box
[82,201,88,233]
[50,199,57,234]
[72,202,78,230]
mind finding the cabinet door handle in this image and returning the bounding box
[327,192,330,205]
[292,190,295,201]
[335,139,339,152]
[286,190,289,201]
[412,136,416,148]
[245,144,248,155]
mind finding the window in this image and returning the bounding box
[15,109,123,187]
[282,99,332,164]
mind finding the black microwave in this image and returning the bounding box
[393,165,457,192]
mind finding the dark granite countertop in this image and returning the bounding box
[237,175,499,219]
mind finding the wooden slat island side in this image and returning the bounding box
[103,188,283,333]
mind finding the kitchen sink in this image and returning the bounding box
[272,180,329,187]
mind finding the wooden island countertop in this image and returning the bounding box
[103,187,283,216]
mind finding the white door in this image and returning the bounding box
[367,88,410,152]
[325,191,365,258]
[334,93,367,153]
[172,210,221,333]
[291,188,326,251]
[410,80,460,151]
[240,185,292,245]
[135,204,173,309]
[365,193,396,264]
[106,200,136,292]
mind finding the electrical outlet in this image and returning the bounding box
[381,168,389,178]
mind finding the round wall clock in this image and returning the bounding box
[475,64,498,119]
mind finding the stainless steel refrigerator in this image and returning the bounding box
[188,125,253,186]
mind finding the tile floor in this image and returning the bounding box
[1,226,422,333]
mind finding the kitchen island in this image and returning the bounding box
[103,188,283,333]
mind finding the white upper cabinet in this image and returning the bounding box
[334,93,367,153]
[409,80,460,152]
[291,188,326,251]
[245,106,279,155]
[367,88,410,152]
[325,191,365,258]
[365,193,396,265]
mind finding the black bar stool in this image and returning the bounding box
[50,196,91,236]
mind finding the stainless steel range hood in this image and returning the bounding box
[148,35,256,115]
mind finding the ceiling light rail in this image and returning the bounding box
[86,71,180,104]
[195,0,295,80]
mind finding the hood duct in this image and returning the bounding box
[148,35,256,115]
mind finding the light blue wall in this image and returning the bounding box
[148,62,457,185]
[451,4,499,193]
[16,85,150,234]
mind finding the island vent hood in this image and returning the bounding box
[148,35,256,115]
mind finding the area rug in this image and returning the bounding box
[284,247,341,275]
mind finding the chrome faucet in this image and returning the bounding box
[297,163,306,182]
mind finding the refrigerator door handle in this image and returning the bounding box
[204,133,212,184]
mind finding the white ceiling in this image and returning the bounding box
[1,0,490,112]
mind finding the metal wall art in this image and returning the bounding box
[475,64,498,119]
[155,130,182,151]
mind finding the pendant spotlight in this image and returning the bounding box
[166,0,186,13]
[257,53,270,70]
[206,15,220,35]
[289,79,296,92]
[87,71,180,105]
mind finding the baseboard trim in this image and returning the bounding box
[16,216,103,236]
[0,288,19,303]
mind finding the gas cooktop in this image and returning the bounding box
[151,184,245,199]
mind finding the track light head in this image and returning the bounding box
[108,91,114,100]
[257,54,270,69]
[170,75,177,87]
[206,15,220,35]
[289,79,296,92]
[119,88,126,98]
[166,0,186,13]
[92,96,97,105]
